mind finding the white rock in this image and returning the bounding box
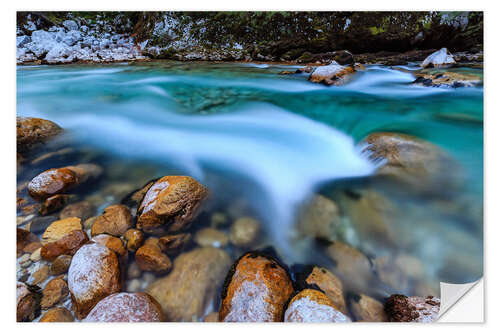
[421,48,456,68]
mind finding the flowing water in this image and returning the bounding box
[17,61,483,309]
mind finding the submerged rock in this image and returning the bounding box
[135,239,172,273]
[297,195,342,241]
[284,289,351,322]
[49,254,72,275]
[360,132,462,191]
[194,227,228,248]
[59,201,95,221]
[40,277,69,309]
[228,217,260,248]
[384,294,440,322]
[349,293,387,322]
[147,247,230,321]
[421,48,455,68]
[308,61,355,86]
[16,116,62,153]
[91,204,133,237]
[39,307,74,322]
[84,292,164,322]
[68,243,121,319]
[413,71,482,88]
[136,176,208,233]
[39,194,73,216]
[219,252,294,322]
[158,233,191,255]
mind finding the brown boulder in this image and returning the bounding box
[284,289,351,322]
[17,116,62,153]
[41,217,82,244]
[91,204,133,237]
[83,292,164,322]
[137,176,208,233]
[28,164,102,200]
[219,252,294,322]
[68,243,121,319]
[147,247,230,321]
[135,240,172,273]
[39,307,74,322]
[50,254,72,275]
[41,277,69,309]
[41,229,89,261]
[17,282,41,322]
[349,294,387,322]
[384,294,440,322]
[303,266,347,314]
[124,228,144,252]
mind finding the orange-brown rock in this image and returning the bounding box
[147,247,230,321]
[27,164,102,200]
[284,289,351,322]
[41,230,89,261]
[30,264,50,285]
[50,254,72,275]
[23,241,42,254]
[219,252,294,322]
[92,234,127,257]
[39,307,74,322]
[303,266,347,314]
[349,293,387,322]
[124,228,144,252]
[136,176,208,233]
[84,292,165,322]
[41,217,82,244]
[135,241,171,273]
[68,243,121,319]
[17,282,41,322]
[39,194,72,215]
[60,201,95,220]
[17,228,39,257]
[41,277,69,309]
[17,116,62,153]
[158,233,191,255]
[91,204,133,237]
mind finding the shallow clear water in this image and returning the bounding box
[17,61,483,304]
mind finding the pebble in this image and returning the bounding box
[194,227,228,248]
[228,217,260,248]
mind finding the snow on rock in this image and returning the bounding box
[421,48,456,68]
[284,290,352,323]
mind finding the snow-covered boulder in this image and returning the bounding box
[421,48,456,68]
[308,61,356,86]
[63,20,79,31]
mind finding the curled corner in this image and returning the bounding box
[438,278,484,322]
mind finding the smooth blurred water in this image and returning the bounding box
[17,61,483,298]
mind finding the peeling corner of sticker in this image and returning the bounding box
[437,278,484,322]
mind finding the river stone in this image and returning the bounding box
[59,201,95,221]
[194,227,228,248]
[91,204,133,237]
[41,277,69,309]
[39,307,74,322]
[124,228,144,252]
[50,254,72,275]
[92,234,127,258]
[147,247,231,321]
[135,240,172,273]
[17,228,39,257]
[68,242,121,319]
[17,282,41,322]
[349,293,387,322]
[137,176,208,233]
[284,289,351,322]
[41,217,82,244]
[297,195,341,241]
[308,61,355,85]
[360,132,461,191]
[28,164,102,200]
[421,48,455,68]
[41,229,89,261]
[219,252,294,322]
[303,266,347,314]
[16,116,63,153]
[384,294,440,322]
[413,70,482,88]
[158,233,191,255]
[39,194,72,215]
[229,217,260,248]
[84,292,164,322]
